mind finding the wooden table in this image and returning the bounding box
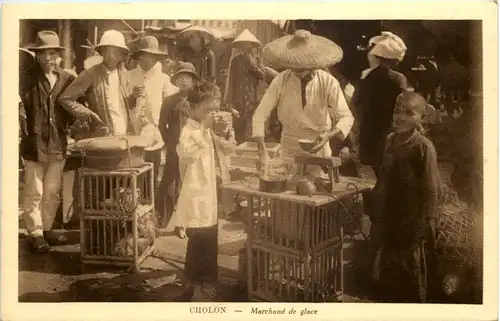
[221,177,372,302]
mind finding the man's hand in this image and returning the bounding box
[308,129,342,154]
[339,146,352,162]
[308,133,330,154]
[88,111,104,126]
[174,226,187,239]
[134,85,146,98]
[230,108,240,118]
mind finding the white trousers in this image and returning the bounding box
[23,159,65,237]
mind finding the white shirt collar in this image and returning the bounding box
[139,62,161,78]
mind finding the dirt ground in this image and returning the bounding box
[18,162,459,303]
[18,217,376,302]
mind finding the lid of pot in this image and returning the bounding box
[72,135,151,153]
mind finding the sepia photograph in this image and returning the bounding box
[2,2,497,320]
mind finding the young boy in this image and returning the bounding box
[174,81,236,301]
[370,91,439,303]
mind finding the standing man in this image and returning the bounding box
[58,29,137,137]
[253,30,354,178]
[251,30,354,243]
[351,31,408,177]
[128,36,179,187]
[20,31,76,252]
[225,29,265,144]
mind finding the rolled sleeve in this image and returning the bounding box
[58,69,94,120]
[252,73,283,138]
[327,75,354,138]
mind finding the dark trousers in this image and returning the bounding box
[377,241,429,303]
[145,149,163,191]
[185,225,219,284]
[156,153,180,227]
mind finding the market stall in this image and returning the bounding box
[222,154,373,302]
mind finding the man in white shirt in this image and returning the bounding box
[253,30,354,178]
[128,36,179,186]
[129,36,179,128]
[59,29,136,137]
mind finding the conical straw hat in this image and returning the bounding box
[263,29,343,70]
[232,29,261,48]
[176,26,220,47]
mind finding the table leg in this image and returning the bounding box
[246,195,253,298]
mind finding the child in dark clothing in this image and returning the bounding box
[370,91,439,303]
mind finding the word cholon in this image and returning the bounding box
[190,306,227,314]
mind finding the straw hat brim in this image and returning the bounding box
[131,49,169,60]
[171,69,200,84]
[231,41,261,49]
[263,33,343,70]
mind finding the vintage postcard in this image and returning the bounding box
[1,1,497,320]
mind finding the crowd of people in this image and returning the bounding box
[19,25,445,303]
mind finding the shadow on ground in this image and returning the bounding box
[19,266,248,302]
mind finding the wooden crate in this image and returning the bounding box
[78,163,156,272]
[242,235,343,302]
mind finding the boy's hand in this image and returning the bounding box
[213,116,228,136]
[174,226,187,239]
[339,146,352,162]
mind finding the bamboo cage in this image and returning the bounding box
[78,163,156,273]
[220,181,373,302]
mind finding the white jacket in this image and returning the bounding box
[174,119,236,228]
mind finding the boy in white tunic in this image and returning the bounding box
[174,81,236,301]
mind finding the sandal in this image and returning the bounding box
[43,231,68,246]
[31,236,50,253]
